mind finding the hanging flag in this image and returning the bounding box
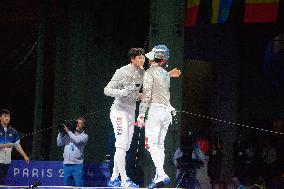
[211,0,233,24]
[244,0,279,23]
[185,0,201,27]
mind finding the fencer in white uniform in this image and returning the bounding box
[104,48,145,188]
[137,45,181,188]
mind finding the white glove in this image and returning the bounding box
[171,109,177,116]
[136,113,145,128]
[136,93,144,101]
[121,86,140,97]
[124,83,139,92]
[169,105,176,116]
[120,89,130,97]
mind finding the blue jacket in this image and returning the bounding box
[0,125,20,164]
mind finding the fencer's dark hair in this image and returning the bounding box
[0,109,10,116]
[128,48,145,60]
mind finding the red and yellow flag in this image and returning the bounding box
[185,0,200,27]
[244,0,279,23]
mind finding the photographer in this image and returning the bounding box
[57,117,88,187]
[173,134,205,188]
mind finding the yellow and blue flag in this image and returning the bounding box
[211,0,232,24]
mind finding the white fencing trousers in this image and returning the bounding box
[110,107,135,151]
[110,107,135,181]
[145,103,172,179]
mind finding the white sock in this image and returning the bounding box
[148,147,165,179]
[154,171,158,181]
[158,144,167,180]
[160,149,165,168]
[114,148,127,182]
[110,160,119,181]
[158,149,167,181]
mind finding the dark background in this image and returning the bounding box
[0,0,284,185]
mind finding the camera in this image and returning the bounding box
[176,149,204,170]
[56,120,78,134]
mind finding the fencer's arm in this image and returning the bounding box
[104,69,129,97]
[139,71,154,115]
[67,131,88,145]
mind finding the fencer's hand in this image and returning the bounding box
[124,84,138,92]
[169,68,181,78]
[171,109,177,116]
[169,106,176,116]
[120,89,130,97]
[137,93,144,101]
[136,113,145,128]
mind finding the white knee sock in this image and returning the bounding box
[114,148,127,182]
[148,147,165,179]
[111,160,119,180]
[153,149,164,182]
[160,149,165,169]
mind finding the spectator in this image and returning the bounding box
[208,134,223,188]
[261,140,277,188]
[0,109,29,185]
[231,176,246,189]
